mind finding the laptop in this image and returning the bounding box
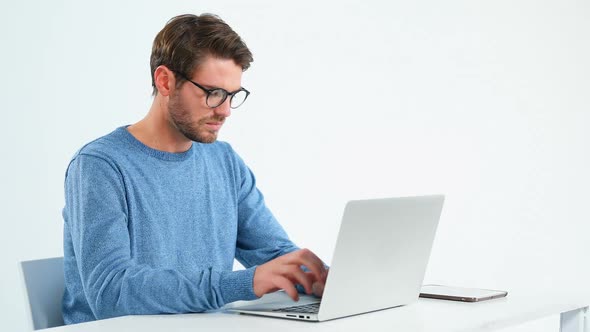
[227,195,444,322]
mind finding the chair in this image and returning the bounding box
[20,257,65,330]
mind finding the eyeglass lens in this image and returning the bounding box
[207,89,248,109]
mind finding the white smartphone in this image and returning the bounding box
[420,284,508,302]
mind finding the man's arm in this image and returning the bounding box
[230,149,328,299]
[64,154,258,320]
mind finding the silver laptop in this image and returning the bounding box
[228,195,444,322]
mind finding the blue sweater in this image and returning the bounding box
[62,126,300,324]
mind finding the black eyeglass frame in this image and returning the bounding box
[171,70,250,109]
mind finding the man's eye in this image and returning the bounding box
[211,89,226,98]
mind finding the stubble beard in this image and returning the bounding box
[168,93,223,144]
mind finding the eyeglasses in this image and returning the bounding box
[172,71,250,109]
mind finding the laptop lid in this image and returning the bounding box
[229,195,444,321]
[317,195,444,321]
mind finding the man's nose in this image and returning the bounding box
[214,98,232,118]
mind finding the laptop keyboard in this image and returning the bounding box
[272,302,321,314]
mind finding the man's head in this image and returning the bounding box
[150,14,253,143]
[151,14,252,96]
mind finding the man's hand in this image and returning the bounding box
[253,249,328,301]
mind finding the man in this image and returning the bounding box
[62,13,327,325]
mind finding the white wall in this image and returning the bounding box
[1,0,588,331]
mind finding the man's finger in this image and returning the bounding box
[275,276,299,301]
[285,249,326,282]
[312,281,325,297]
[283,265,314,294]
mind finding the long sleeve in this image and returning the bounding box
[63,154,257,322]
[231,151,300,268]
[230,151,327,296]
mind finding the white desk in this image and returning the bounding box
[47,289,589,332]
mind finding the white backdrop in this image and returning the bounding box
[0,1,588,331]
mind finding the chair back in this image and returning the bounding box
[20,257,65,330]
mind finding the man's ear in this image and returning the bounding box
[154,65,175,97]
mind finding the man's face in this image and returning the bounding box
[168,56,243,143]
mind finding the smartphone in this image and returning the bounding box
[420,284,508,302]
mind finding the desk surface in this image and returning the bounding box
[48,289,590,332]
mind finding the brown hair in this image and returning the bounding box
[150,13,253,95]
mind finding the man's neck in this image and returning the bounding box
[127,99,192,153]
